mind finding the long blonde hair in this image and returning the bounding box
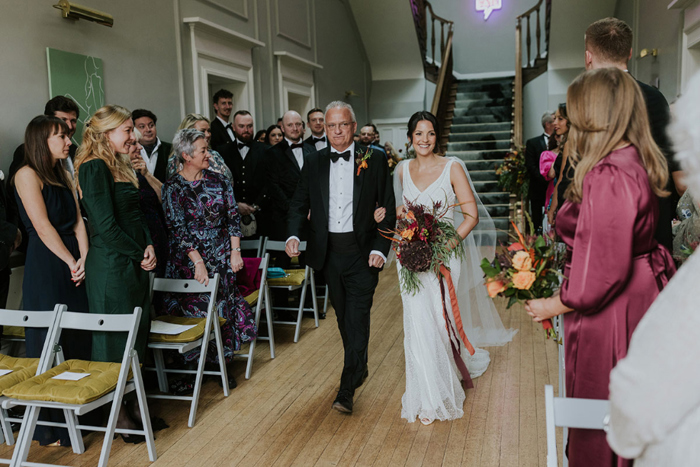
[564,68,668,203]
[75,105,138,188]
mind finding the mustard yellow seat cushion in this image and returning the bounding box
[2,326,25,339]
[0,355,39,392]
[244,290,259,306]
[266,269,306,287]
[2,359,129,405]
[149,316,227,344]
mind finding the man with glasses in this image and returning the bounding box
[285,101,396,414]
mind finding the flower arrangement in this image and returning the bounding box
[480,215,564,338]
[495,147,528,198]
[355,148,372,176]
[382,197,465,295]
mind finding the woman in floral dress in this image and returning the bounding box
[160,128,257,380]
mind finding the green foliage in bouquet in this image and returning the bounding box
[495,147,528,198]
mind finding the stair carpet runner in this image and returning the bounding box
[445,77,514,242]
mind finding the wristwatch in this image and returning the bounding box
[232,247,242,252]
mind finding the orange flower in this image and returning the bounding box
[401,228,415,241]
[356,160,368,176]
[406,210,416,222]
[512,251,532,271]
[508,242,525,252]
[512,271,536,290]
[486,279,506,298]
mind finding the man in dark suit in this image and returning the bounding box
[132,109,172,183]
[525,112,554,232]
[285,102,396,414]
[265,110,316,242]
[305,107,327,151]
[218,110,269,237]
[585,17,682,252]
[210,89,235,152]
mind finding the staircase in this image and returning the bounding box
[444,76,514,241]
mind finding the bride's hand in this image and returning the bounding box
[396,205,407,219]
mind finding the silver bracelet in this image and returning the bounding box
[193,259,203,266]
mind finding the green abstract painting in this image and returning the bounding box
[46,48,105,145]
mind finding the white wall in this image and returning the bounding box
[523,72,550,142]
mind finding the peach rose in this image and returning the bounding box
[512,250,533,271]
[512,271,536,290]
[486,279,506,298]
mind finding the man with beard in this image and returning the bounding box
[218,110,269,238]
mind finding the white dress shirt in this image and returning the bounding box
[140,137,162,175]
[543,132,551,148]
[217,116,235,142]
[286,137,304,169]
[312,133,327,151]
[236,138,249,160]
[328,144,354,233]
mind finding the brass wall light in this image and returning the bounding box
[639,48,658,59]
[344,90,359,99]
[53,0,113,27]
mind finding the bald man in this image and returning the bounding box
[265,110,316,242]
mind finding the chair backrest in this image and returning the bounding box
[0,305,62,373]
[254,254,269,312]
[262,239,307,254]
[150,273,220,322]
[545,384,610,467]
[241,237,265,257]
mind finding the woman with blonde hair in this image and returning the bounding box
[525,68,675,466]
[75,105,157,441]
[166,113,232,181]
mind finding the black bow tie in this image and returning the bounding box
[289,143,304,150]
[313,136,326,143]
[330,151,351,163]
[225,123,232,129]
[237,142,249,150]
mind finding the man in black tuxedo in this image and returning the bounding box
[209,89,235,152]
[265,110,316,242]
[525,112,554,232]
[285,102,396,413]
[218,110,269,237]
[305,107,327,151]
[132,109,172,183]
[585,17,682,252]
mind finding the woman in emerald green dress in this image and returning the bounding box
[74,105,157,441]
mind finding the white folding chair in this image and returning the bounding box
[240,237,265,258]
[233,254,274,379]
[262,239,319,343]
[544,384,610,467]
[3,306,157,467]
[0,306,61,451]
[147,273,228,427]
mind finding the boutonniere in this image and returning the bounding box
[355,148,372,176]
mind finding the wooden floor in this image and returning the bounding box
[0,267,564,466]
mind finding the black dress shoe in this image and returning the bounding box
[332,390,353,413]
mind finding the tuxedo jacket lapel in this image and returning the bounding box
[319,148,330,222]
[284,142,301,174]
[353,146,365,216]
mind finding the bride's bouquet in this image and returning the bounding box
[382,198,465,295]
[480,216,564,338]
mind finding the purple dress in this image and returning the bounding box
[556,146,675,467]
[160,169,257,362]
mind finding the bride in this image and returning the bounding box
[377,111,517,425]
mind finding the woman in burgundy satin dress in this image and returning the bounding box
[525,68,676,467]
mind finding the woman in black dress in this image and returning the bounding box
[13,115,90,447]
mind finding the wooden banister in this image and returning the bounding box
[431,31,453,116]
[411,0,454,83]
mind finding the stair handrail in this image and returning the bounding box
[513,0,551,148]
[430,29,453,119]
[410,0,454,83]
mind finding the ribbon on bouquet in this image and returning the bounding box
[438,264,475,390]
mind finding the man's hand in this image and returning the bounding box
[286,238,300,258]
[368,254,385,268]
[238,202,254,216]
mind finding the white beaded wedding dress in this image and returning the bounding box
[395,158,517,423]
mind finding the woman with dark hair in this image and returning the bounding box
[254,129,267,143]
[378,111,516,425]
[539,103,570,230]
[14,115,90,447]
[264,125,283,147]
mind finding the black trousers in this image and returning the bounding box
[529,190,545,231]
[323,233,379,395]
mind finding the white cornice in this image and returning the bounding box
[273,51,323,69]
[183,17,265,47]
